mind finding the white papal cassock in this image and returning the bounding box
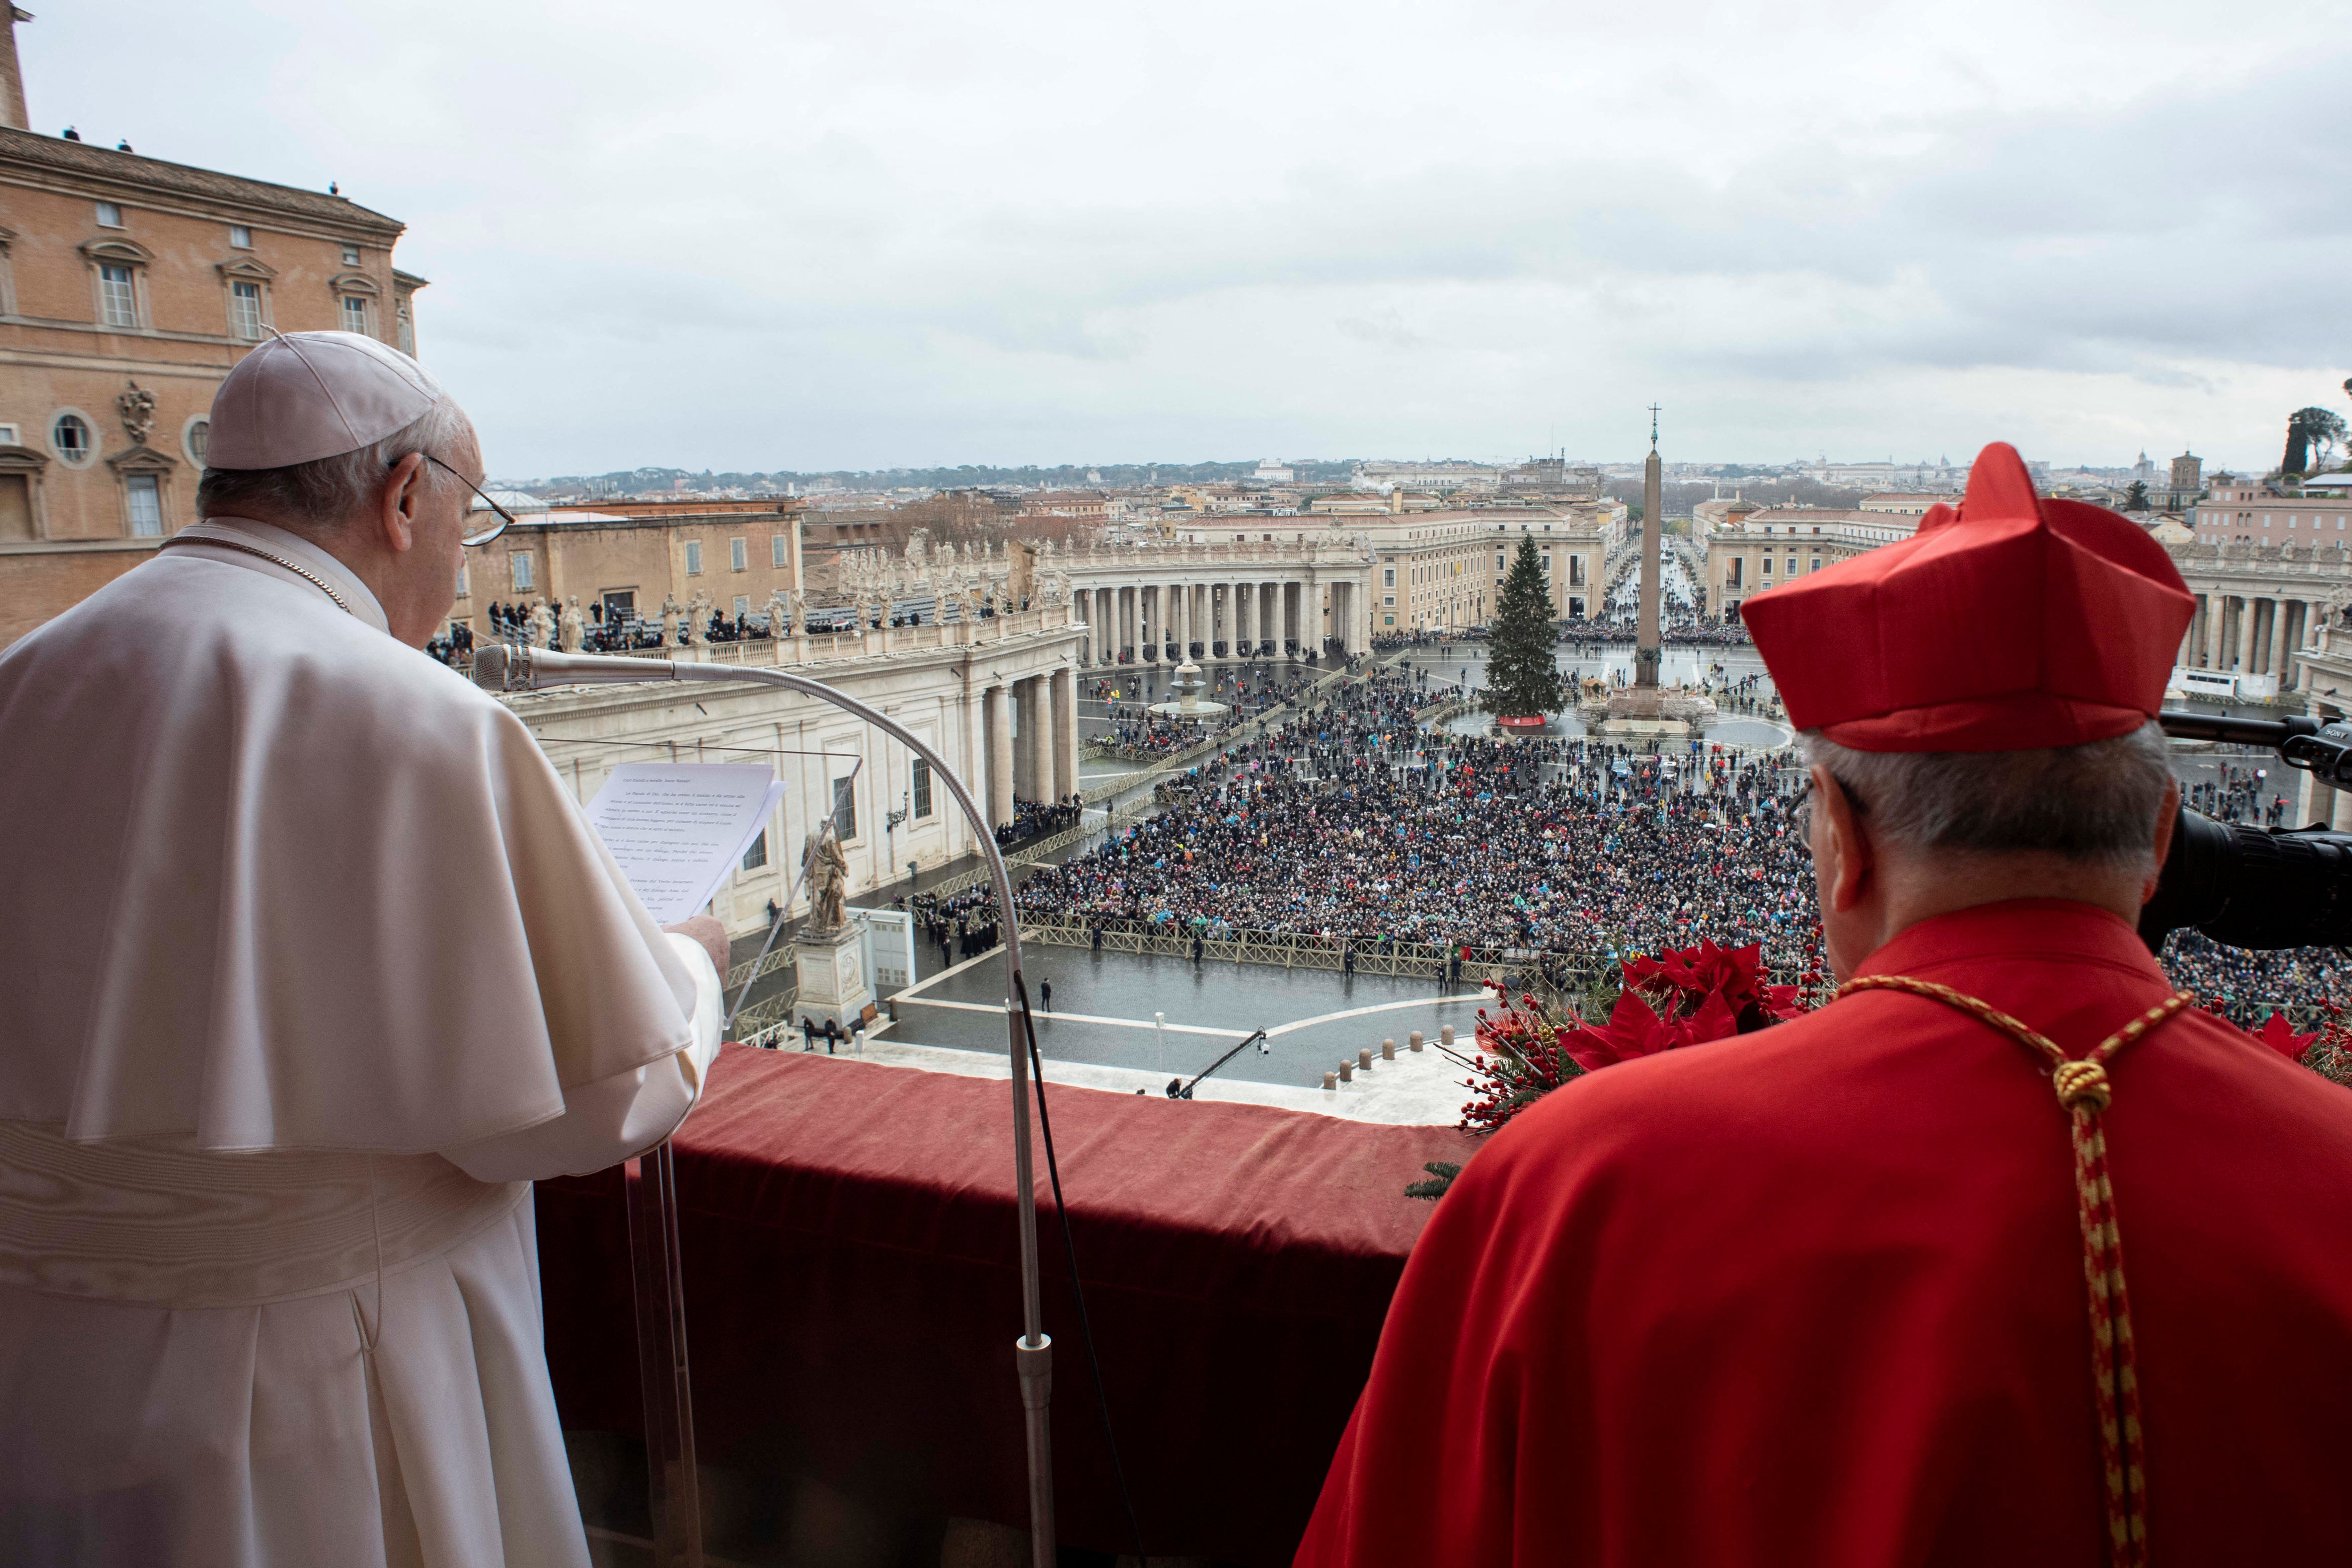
[0,516,721,1567]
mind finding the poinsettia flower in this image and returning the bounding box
[1556,989,1691,1072]
[2255,1012,2319,1062]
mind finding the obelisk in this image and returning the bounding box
[1636,404,1662,689]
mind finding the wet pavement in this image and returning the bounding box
[880,944,1482,1089]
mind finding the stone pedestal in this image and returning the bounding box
[794,919,876,1033]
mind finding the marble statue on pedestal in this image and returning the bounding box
[559,596,584,652]
[792,820,873,1030]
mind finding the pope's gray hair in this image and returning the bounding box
[1799,721,2174,874]
[196,398,473,527]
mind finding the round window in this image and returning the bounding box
[51,412,94,466]
[185,416,210,468]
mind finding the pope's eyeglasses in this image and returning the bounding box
[403,451,516,547]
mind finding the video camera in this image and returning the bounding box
[2140,710,2352,952]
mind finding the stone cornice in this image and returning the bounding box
[0,127,404,241]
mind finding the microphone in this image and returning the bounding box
[471,642,683,694]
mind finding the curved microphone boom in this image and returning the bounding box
[476,641,1061,1568]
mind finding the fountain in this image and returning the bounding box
[1149,658,1229,722]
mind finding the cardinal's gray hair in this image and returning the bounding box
[195,398,472,527]
[1798,721,2173,874]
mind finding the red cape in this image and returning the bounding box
[1295,900,2352,1566]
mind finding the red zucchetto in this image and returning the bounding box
[1740,440,2194,753]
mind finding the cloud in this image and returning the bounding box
[15,0,2348,474]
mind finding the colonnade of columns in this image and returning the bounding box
[1072,575,1364,667]
[2180,591,2321,690]
[975,666,1081,828]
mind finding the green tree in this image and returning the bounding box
[1485,535,1563,718]
[2281,406,2348,479]
[2123,480,2150,511]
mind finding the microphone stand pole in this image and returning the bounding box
[476,644,1058,1568]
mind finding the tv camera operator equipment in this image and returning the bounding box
[2143,709,2352,953]
[474,643,1145,1568]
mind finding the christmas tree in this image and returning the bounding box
[1484,534,1563,719]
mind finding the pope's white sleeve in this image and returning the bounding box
[441,933,724,1183]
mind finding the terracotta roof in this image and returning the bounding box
[0,126,403,237]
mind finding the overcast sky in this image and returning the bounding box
[21,1,2350,476]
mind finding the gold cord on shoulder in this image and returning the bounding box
[160,533,352,615]
[1836,973,2193,1568]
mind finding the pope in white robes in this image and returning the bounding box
[0,332,724,1566]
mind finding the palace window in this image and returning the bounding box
[1811,557,1822,572]
[50,412,92,465]
[230,281,265,340]
[454,562,469,598]
[733,595,750,617]
[95,201,124,228]
[772,534,790,567]
[832,775,857,840]
[341,245,361,265]
[230,225,252,249]
[684,540,704,574]
[730,537,747,571]
[510,553,533,591]
[124,475,163,536]
[740,829,768,872]
[1761,556,1773,575]
[913,757,934,820]
[340,295,370,336]
[184,417,209,466]
[99,265,137,327]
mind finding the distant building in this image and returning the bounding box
[1806,458,1964,491]
[1252,458,1295,483]
[2167,451,2205,511]
[2188,476,2352,549]
[0,9,427,646]
[1858,492,1949,516]
[1016,490,1108,524]
[1690,496,1759,540]
[1705,508,1920,623]
[475,502,807,634]
[1352,459,1499,493]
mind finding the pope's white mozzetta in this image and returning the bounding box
[0,337,721,1568]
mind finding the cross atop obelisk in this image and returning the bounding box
[1636,405,1663,688]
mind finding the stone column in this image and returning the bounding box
[2236,595,2256,674]
[984,683,1013,827]
[2287,600,2310,688]
[1011,679,1036,804]
[2255,598,2275,677]
[1052,666,1079,800]
[1027,676,1054,801]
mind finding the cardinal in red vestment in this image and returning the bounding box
[1294,443,2352,1566]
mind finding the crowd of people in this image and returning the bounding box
[995,796,1084,849]
[990,666,1816,963]
[979,657,2334,1023]
[2184,760,2292,827]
